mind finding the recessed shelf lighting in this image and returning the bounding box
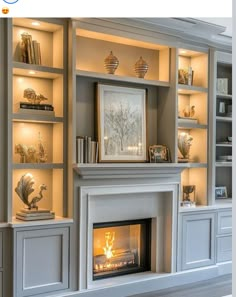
[29,71,36,75]
[180,50,187,54]
[32,22,40,26]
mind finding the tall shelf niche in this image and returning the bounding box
[74,21,173,166]
[214,52,232,204]
[177,48,209,206]
[8,18,68,222]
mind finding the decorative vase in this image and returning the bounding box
[134,56,148,78]
[104,51,119,74]
[178,132,193,161]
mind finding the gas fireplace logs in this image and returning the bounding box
[94,248,136,273]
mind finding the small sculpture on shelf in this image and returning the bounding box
[104,51,119,74]
[181,185,196,207]
[15,173,47,210]
[23,88,48,105]
[15,132,48,163]
[178,67,194,85]
[178,132,193,162]
[134,56,148,78]
[14,173,55,221]
[183,105,195,118]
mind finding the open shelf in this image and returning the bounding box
[76,31,170,83]
[178,85,208,94]
[12,114,63,123]
[76,70,170,88]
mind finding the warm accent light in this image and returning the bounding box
[32,22,40,26]
[29,71,36,75]
[180,50,187,54]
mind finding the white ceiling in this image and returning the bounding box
[194,18,232,37]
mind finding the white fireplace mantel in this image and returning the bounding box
[73,163,188,179]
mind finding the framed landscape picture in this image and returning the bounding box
[96,84,147,162]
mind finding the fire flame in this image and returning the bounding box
[103,231,115,259]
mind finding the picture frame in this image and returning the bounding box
[149,145,171,163]
[96,83,147,162]
[215,186,228,199]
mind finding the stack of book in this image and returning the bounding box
[16,208,55,221]
[17,102,55,116]
[20,32,41,65]
[76,136,98,163]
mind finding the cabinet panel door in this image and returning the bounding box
[217,235,232,262]
[15,227,69,297]
[181,212,215,270]
[217,210,232,234]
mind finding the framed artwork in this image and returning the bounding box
[215,186,228,199]
[149,145,171,163]
[96,84,147,162]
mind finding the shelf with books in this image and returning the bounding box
[12,18,64,69]
[13,72,64,118]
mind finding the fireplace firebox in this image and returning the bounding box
[93,219,151,280]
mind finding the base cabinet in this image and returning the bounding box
[178,211,216,270]
[14,225,70,297]
[216,209,232,263]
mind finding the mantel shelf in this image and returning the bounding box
[76,70,170,87]
[73,163,188,179]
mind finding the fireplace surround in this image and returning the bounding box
[78,179,179,290]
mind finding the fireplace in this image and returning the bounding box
[93,219,151,280]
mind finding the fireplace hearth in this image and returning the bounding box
[93,219,151,280]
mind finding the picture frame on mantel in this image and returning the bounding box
[96,83,147,162]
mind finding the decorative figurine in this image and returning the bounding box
[183,105,195,118]
[15,132,47,163]
[15,173,55,221]
[178,132,193,162]
[23,88,48,104]
[182,185,196,207]
[15,173,47,210]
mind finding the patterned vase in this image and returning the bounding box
[104,51,119,74]
[134,56,148,78]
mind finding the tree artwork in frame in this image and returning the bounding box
[96,84,147,162]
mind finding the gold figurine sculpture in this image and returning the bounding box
[15,173,47,210]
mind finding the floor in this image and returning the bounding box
[130,274,232,297]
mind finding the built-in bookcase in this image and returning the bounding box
[214,52,232,204]
[7,18,68,221]
[177,48,209,206]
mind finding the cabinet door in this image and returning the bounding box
[15,226,69,297]
[217,210,232,234]
[180,212,215,270]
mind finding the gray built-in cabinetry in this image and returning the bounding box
[1,18,73,297]
[0,18,232,297]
